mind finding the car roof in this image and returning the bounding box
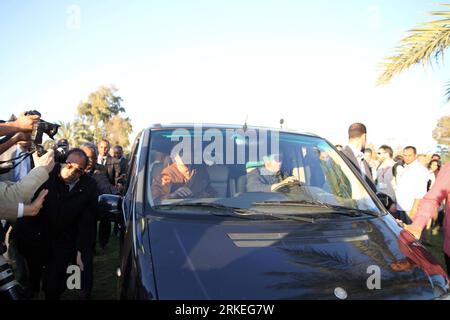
[145,123,321,138]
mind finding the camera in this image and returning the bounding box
[0,110,59,174]
[0,242,23,300]
[24,110,60,157]
[53,138,69,163]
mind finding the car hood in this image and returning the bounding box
[146,214,448,300]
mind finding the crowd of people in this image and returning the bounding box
[0,112,127,300]
[337,123,449,273]
[0,113,449,300]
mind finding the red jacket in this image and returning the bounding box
[412,163,450,256]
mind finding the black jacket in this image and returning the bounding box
[118,157,128,178]
[14,164,98,254]
[100,155,123,186]
[341,145,377,192]
[88,163,118,195]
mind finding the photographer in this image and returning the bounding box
[0,113,40,156]
[0,150,55,221]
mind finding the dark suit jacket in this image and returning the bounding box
[14,164,98,255]
[88,163,119,196]
[100,155,124,186]
[341,145,377,192]
[119,157,128,175]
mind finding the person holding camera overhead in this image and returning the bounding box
[0,117,36,297]
[0,113,55,221]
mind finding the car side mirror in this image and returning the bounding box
[98,194,122,220]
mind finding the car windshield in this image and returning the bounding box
[146,127,382,216]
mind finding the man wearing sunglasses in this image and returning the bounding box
[13,148,98,300]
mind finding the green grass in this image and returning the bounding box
[91,237,120,300]
[61,236,120,300]
[422,228,446,268]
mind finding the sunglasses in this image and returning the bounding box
[65,162,85,175]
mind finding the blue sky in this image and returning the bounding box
[1,0,449,152]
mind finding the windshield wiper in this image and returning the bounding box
[154,202,315,223]
[155,202,257,217]
[252,200,380,217]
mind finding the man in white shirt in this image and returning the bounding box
[395,146,429,223]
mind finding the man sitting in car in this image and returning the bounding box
[151,151,216,203]
[246,153,299,192]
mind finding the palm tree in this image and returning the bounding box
[378,4,450,100]
[54,120,94,148]
[55,121,73,140]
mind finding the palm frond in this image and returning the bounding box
[378,4,450,85]
[444,79,450,101]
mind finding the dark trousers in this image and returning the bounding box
[98,218,111,249]
[79,249,94,300]
[19,244,72,300]
[7,237,31,292]
[42,250,73,300]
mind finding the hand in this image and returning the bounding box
[403,224,422,240]
[271,176,299,191]
[390,259,414,272]
[388,203,397,215]
[171,187,193,198]
[24,189,48,217]
[116,183,125,194]
[33,149,55,173]
[12,132,31,144]
[76,251,84,272]
[14,113,40,132]
[282,176,299,184]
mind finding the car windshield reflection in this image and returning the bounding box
[147,127,382,216]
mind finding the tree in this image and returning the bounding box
[433,115,450,146]
[105,115,133,149]
[378,4,450,100]
[54,121,77,147]
[52,120,94,148]
[76,85,132,148]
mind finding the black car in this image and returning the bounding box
[100,124,450,300]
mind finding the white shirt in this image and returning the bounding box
[395,160,429,212]
[428,171,436,190]
[66,181,78,192]
[97,155,107,166]
[348,144,367,177]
